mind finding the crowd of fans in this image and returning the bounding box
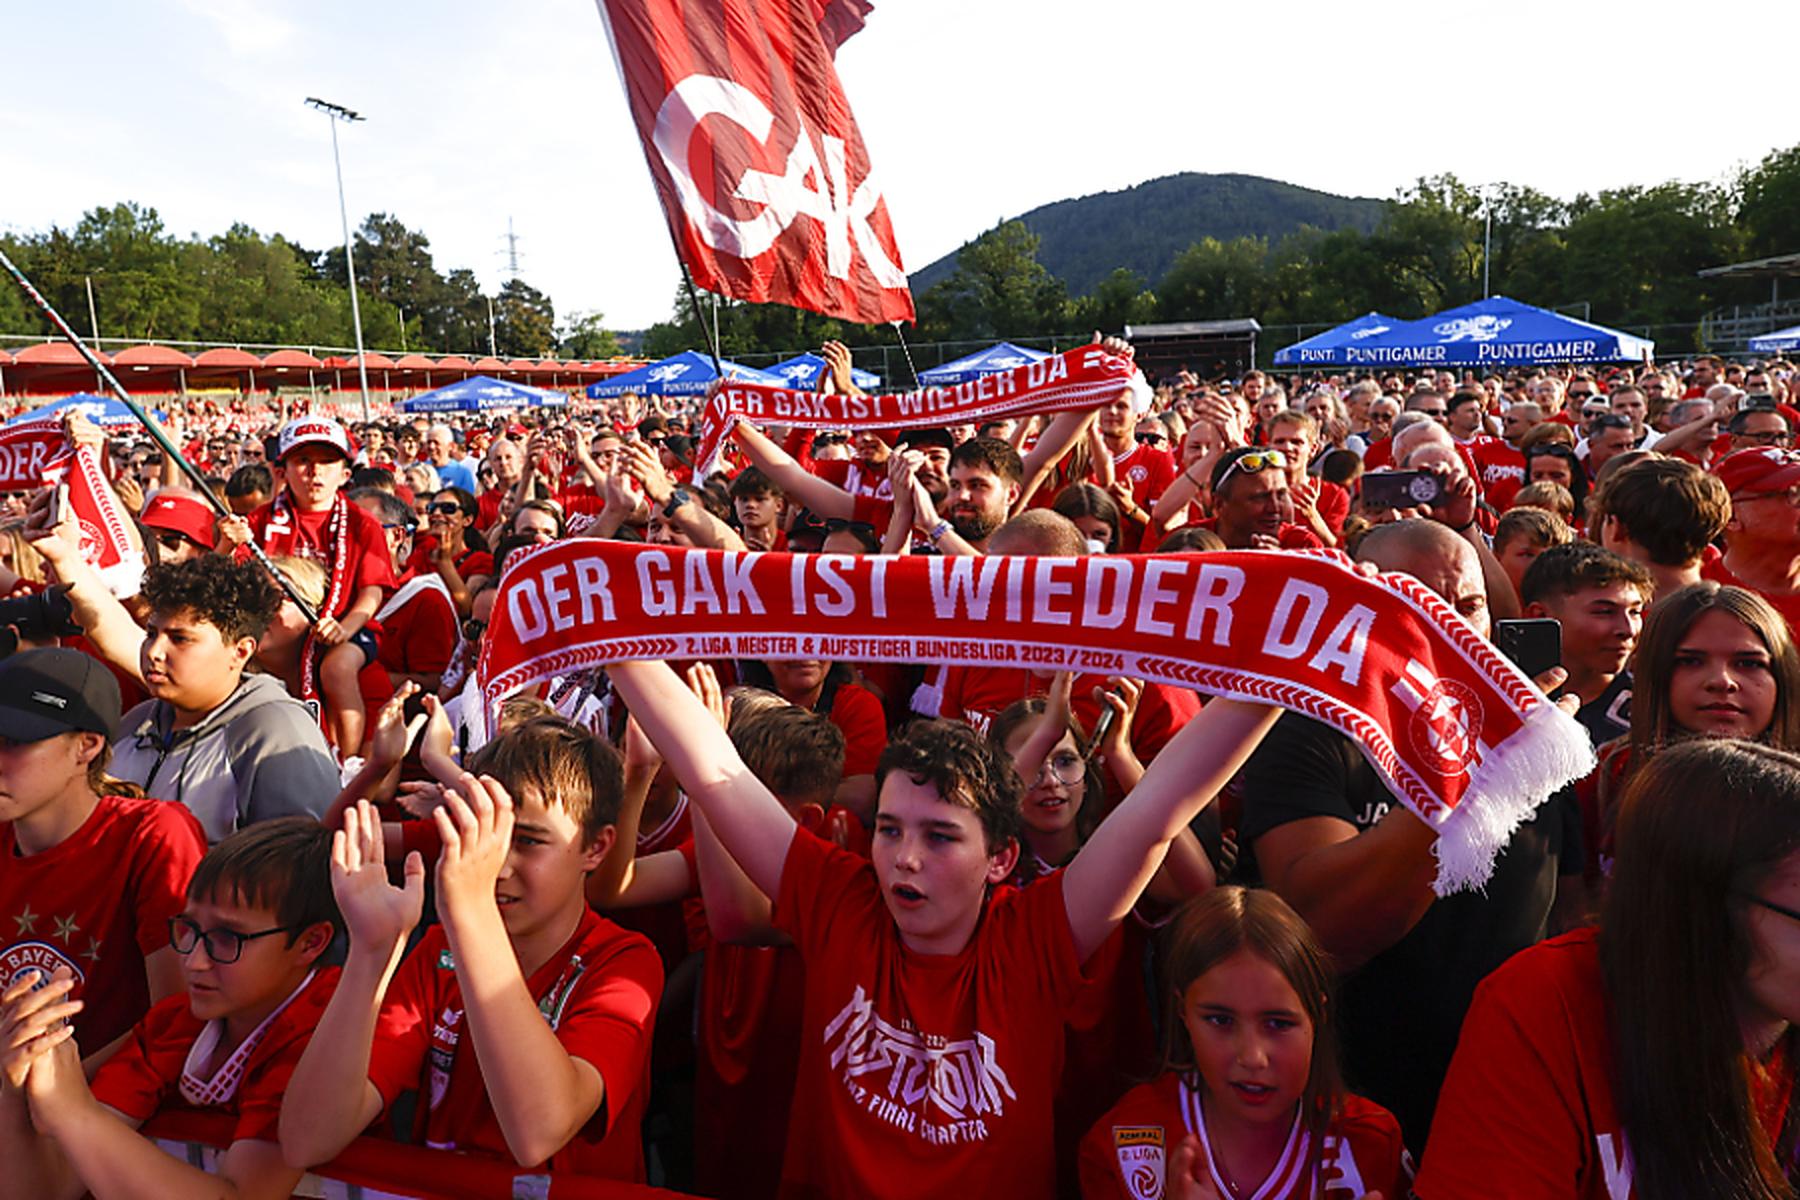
[0,339,1797,1199]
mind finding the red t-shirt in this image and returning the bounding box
[375,574,459,680]
[0,795,205,1052]
[1078,1072,1411,1200]
[693,805,866,1200]
[1416,928,1794,1199]
[92,969,339,1143]
[771,828,1096,1199]
[476,488,505,530]
[812,457,893,502]
[364,910,662,1180]
[926,666,1200,764]
[1466,436,1527,511]
[247,498,396,619]
[824,680,888,778]
[1701,555,1800,637]
[1100,443,1180,516]
[403,539,494,582]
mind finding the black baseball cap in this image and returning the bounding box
[898,428,955,452]
[0,648,122,742]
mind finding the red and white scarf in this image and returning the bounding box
[179,969,317,1108]
[263,490,353,704]
[43,447,144,597]
[478,543,1594,894]
[692,344,1138,476]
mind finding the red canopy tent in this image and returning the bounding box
[471,356,506,374]
[12,341,112,394]
[190,347,263,395]
[392,354,437,390]
[0,346,11,398]
[432,356,476,379]
[113,344,195,394]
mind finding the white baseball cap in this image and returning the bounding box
[277,417,353,463]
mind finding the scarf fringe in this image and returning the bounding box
[1430,699,1596,895]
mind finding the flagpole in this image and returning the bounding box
[890,321,920,388]
[0,246,320,624]
[677,260,726,378]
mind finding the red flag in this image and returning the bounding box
[595,0,914,325]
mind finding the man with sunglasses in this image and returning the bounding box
[1195,446,1322,551]
[137,491,217,564]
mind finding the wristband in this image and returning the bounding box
[662,487,692,519]
[927,518,953,544]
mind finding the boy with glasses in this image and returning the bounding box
[0,648,204,1066]
[0,818,343,1200]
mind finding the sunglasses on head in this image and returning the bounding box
[1214,448,1287,492]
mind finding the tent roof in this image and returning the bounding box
[472,356,506,372]
[113,344,195,368]
[433,356,476,371]
[260,349,322,369]
[14,342,109,365]
[1273,313,1402,367]
[0,348,11,365]
[393,354,437,370]
[192,347,262,369]
[1338,296,1653,366]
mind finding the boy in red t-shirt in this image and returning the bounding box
[0,818,341,1200]
[229,418,396,755]
[280,716,663,1181]
[610,658,1280,1199]
[0,648,204,1063]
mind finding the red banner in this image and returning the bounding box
[694,344,1136,475]
[479,543,1595,894]
[595,0,914,325]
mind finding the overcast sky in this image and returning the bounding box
[3,0,1790,336]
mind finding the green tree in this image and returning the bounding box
[1154,237,1270,322]
[1738,145,1800,260]
[427,269,493,355]
[34,203,201,341]
[1072,268,1156,334]
[1558,183,1739,329]
[558,310,622,359]
[493,277,555,357]
[916,220,1070,341]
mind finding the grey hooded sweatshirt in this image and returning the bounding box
[110,673,341,843]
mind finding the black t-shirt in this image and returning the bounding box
[1239,711,1560,1151]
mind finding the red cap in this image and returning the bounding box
[505,422,528,437]
[1715,447,1800,496]
[139,493,217,550]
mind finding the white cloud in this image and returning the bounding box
[176,0,297,55]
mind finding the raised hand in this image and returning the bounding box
[1094,676,1143,765]
[432,773,515,920]
[332,800,425,952]
[685,661,728,729]
[367,682,426,772]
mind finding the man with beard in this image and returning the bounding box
[888,437,1023,556]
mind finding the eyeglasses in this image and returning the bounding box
[1416,407,1447,418]
[1733,484,1800,508]
[1738,429,1793,446]
[1567,390,1594,400]
[428,502,463,515]
[381,521,416,534]
[153,532,192,554]
[823,519,877,538]
[168,915,294,964]
[1134,431,1169,446]
[1738,892,1800,925]
[1035,749,1087,787]
[1213,448,1287,494]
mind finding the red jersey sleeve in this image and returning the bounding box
[1316,479,1350,536]
[125,802,207,958]
[771,827,887,958]
[343,505,398,600]
[551,934,663,1143]
[828,683,888,778]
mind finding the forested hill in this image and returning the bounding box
[910,173,1387,296]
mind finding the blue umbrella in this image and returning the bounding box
[5,392,164,428]
[585,351,784,399]
[1273,313,1403,367]
[766,352,881,391]
[398,376,567,413]
[1340,296,1653,367]
[917,341,1050,386]
[1750,324,1800,354]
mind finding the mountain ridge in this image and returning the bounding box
[909,172,1389,297]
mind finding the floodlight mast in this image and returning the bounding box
[305,97,371,422]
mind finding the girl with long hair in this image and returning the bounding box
[1583,583,1800,880]
[1417,738,1800,1198]
[1079,887,1409,1199]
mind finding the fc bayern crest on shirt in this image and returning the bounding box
[1112,1125,1166,1200]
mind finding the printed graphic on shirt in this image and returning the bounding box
[823,985,1017,1145]
[3,906,96,990]
[1112,1125,1166,1200]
